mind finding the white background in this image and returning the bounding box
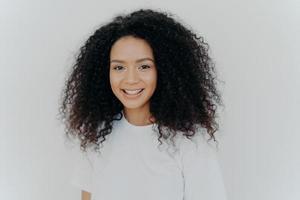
[1,0,299,200]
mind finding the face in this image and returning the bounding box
[109,36,157,112]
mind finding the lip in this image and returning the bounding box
[121,88,144,98]
[123,88,144,90]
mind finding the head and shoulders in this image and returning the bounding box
[59,8,223,154]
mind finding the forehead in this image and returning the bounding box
[110,36,154,61]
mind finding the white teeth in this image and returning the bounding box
[123,89,143,95]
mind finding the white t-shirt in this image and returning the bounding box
[70,111,227,200]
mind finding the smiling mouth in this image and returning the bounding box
[122,89,144,95]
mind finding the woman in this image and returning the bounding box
[59,8,227,200]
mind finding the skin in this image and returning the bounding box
[81,191,91,200]
[109,35,157,126]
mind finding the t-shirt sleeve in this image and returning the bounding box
[69,150,95,193]
[179,132,228,200]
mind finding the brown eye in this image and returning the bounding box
[139,65,150,70]
[113,65,124,71]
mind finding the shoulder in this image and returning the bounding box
[177,127,219,155]
[172,127,220,170]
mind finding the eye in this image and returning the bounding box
[139,65,150,70]
[112,65,124,71]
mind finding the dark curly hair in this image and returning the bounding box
[58,8,223,153]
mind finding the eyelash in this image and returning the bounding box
[112,65,150,71]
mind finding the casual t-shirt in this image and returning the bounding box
[70,111,227,200]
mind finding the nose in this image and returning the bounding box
[125,67,139,84]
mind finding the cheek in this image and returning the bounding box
[109,73,121,91]
[143,71,157,88]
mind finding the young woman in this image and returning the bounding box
[59,8,227,200]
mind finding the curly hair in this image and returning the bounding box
[58,8,223,153]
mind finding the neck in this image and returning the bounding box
[123,107,155,126]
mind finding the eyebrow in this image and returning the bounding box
[110,58,154,64]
